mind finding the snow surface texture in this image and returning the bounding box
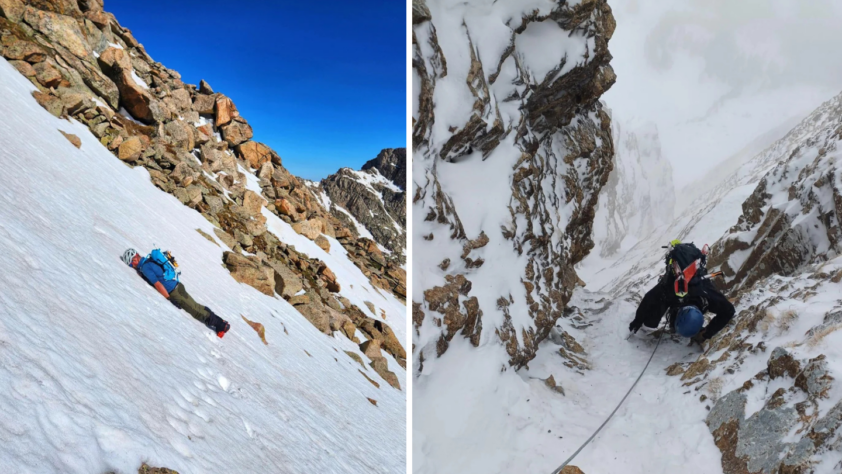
[413,291,724,474]
[0,59,405,473]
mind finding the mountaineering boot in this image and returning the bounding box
[205,308,230,338]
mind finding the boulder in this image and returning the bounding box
[97,46,131,75]
[295,303,332,335]
[23,7,91,59]
[0,0,24,23]
[163,120,194,151]
[192,93,216,114]
[214,95,237,126]
[117,136,143,161]
[195,124,213,144]
[169,88,192,113]
[221,117,253,147]
[369,357,400,390]
[315,235,330,252]
[275,198,300,221]
[269,262,303,299]
[242,190,265,217]
[236,141,273,169]
[359,339,382,359]
[33,61,63,88]
[114,69,163,124]
[292,218,323,240]
[222,251,274,296]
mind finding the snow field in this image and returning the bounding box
[0,58,405,473]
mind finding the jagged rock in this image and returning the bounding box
[767,347,800,379]
[221,117,253,146]
[267,261,303,299]
[369,356,400,390]
[359,339,382,359]
[236,141,273,169]
[58,130,80,148]
[192,93,216,114]
[77,0,103,13]
[320,149,406,262]
[682,357,711,381]
[22,7,91,58]
[163,120,194,151]
[794,355,833,399]
[544,375,565,395]
[222,251,274,296]
[411,0,430,25]
[97,46,131,74]
[199,79,213,94]
[214,95,237,126]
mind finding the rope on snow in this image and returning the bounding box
[550,328,665,474]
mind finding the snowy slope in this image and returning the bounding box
[0,58,405,474]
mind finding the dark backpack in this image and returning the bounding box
[665,242,708,297]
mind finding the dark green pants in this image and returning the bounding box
[170,283,210,324]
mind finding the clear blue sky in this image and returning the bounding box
[107,0,406,181]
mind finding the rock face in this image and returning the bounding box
[0,0,406,377]
[709,91,842,295]
[412,0,615,368]
[591,118,675,258]
[318,148,407,263]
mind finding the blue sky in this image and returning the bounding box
[108,0,406,181]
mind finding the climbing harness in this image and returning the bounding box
[550,324,665,474]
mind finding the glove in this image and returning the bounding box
[629,319,643,334]
[690,331,707,347]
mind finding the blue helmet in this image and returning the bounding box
[675,306,704,337]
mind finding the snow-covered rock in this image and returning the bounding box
[412,0,616,370]
[318,148,407,264]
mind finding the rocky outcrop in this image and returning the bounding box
[413,0,615,368]
[318,148,406,264]
[1,0,405,369]
[708,92,842,295]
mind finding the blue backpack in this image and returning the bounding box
[143,248,180,282]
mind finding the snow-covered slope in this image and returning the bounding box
[0,55,405,473]
[590,117,674,259]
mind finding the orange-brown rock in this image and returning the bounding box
[59,130,80,148]
[23,7,91,59]
[223,251,274,296]
[242,190,265,217]
[236,141,273,170]
[214,95,237,127]
[292,219,323,240]
[117,136,143,161]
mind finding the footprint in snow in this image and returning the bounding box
[218,375,231,392]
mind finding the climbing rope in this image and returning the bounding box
[550,327,665,474]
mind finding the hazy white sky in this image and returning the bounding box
[603,0,842,187]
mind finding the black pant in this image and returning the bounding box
[633,278,735,339]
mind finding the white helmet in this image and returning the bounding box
[122,248,138,266]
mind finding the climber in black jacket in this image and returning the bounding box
[629,241,735,344]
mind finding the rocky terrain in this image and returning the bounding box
[581,91,842,474]
[590,117,674,258]
[412,0,616,370]
[0,0,406,376]
[316,148,407,264]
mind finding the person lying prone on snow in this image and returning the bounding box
[122,248,230,338]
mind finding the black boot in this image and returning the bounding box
[205,307,230,338]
